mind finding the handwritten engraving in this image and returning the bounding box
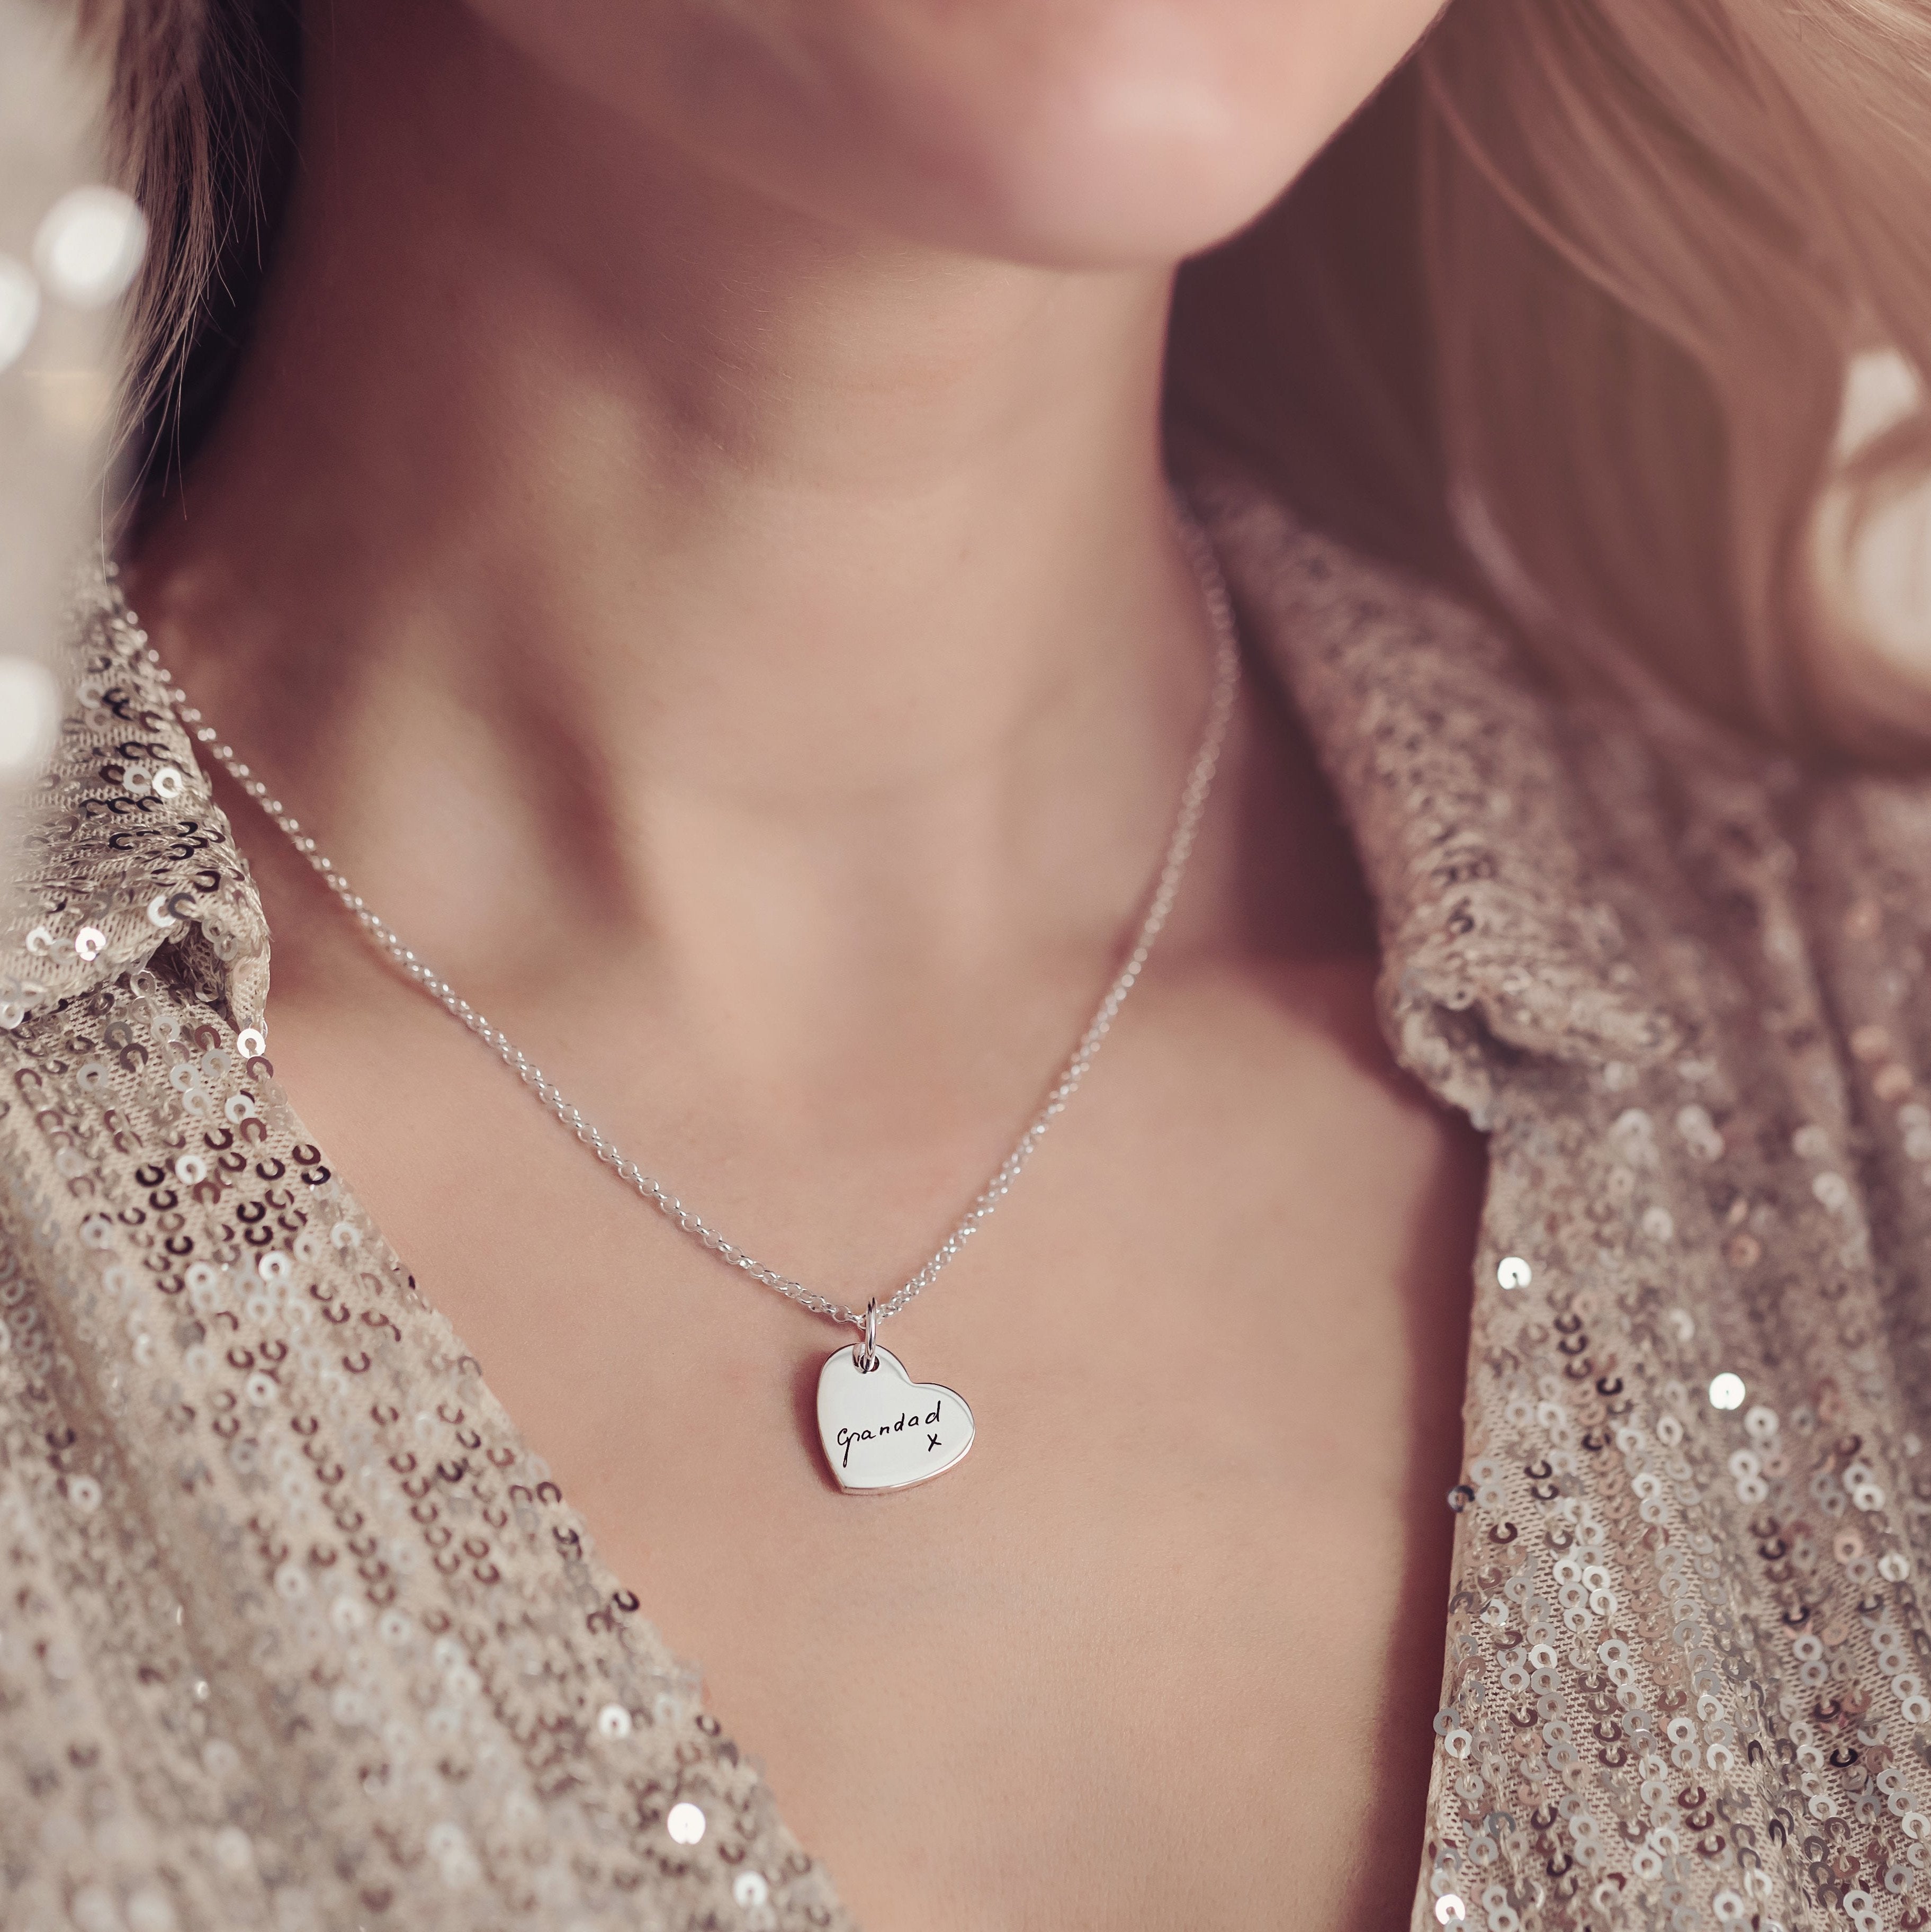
[836,1399,945,1470]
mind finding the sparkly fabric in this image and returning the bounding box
[7,468,1931,1931]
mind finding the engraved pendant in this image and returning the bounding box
[816,1339,974,1494]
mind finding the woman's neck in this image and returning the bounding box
[129,0,1222,1012]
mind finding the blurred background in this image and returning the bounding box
[0,1,137,875]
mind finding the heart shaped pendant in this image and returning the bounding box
[816,1343,974,1494]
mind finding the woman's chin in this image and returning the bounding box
[797,0,1427,265]
[838,111,1325,271]
[686,65,1337,272]
[472,0,1412,270]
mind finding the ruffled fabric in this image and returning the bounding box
[0,574,271,1036]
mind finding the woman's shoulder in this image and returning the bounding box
[1190,456,1931,1090]
[1181,476,1931,1932]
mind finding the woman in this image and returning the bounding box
[5,0,1931,1926]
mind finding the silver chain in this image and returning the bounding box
[145,513,1242,1332]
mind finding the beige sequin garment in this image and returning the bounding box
[5,466,1931,1932]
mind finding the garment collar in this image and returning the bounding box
[1187,462,1681,1116]
[0,571,270,1035]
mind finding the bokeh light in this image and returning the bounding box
[0,656,57,773]
[0,255,39,371]
[32,185,147,308]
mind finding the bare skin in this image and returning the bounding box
[128,0,1477,1925]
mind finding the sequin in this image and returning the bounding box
[211,1828,253,1873]
[70,1884,120,1932]
[1853,1023,1896,1061]
[124,1886,178,1932]
[1708,1373,1747,1410]
[1878,1063,1917,1102]
[667,1803,707,1846]
[1495,1256,1531,1290]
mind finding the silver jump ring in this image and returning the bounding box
[855,1297,881,1372]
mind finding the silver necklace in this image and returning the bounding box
[148,513,1241,1493]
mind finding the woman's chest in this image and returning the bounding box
[579,1335,1468,1931]
[267,958,1483,1927]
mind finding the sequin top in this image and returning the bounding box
[4,466,1931,1932]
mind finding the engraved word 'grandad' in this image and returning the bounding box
[814,1344,975,1494]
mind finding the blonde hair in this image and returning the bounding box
[78,0,1931,752]
[1422,0,1931,749]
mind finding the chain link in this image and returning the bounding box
[145,511,1241,1332]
